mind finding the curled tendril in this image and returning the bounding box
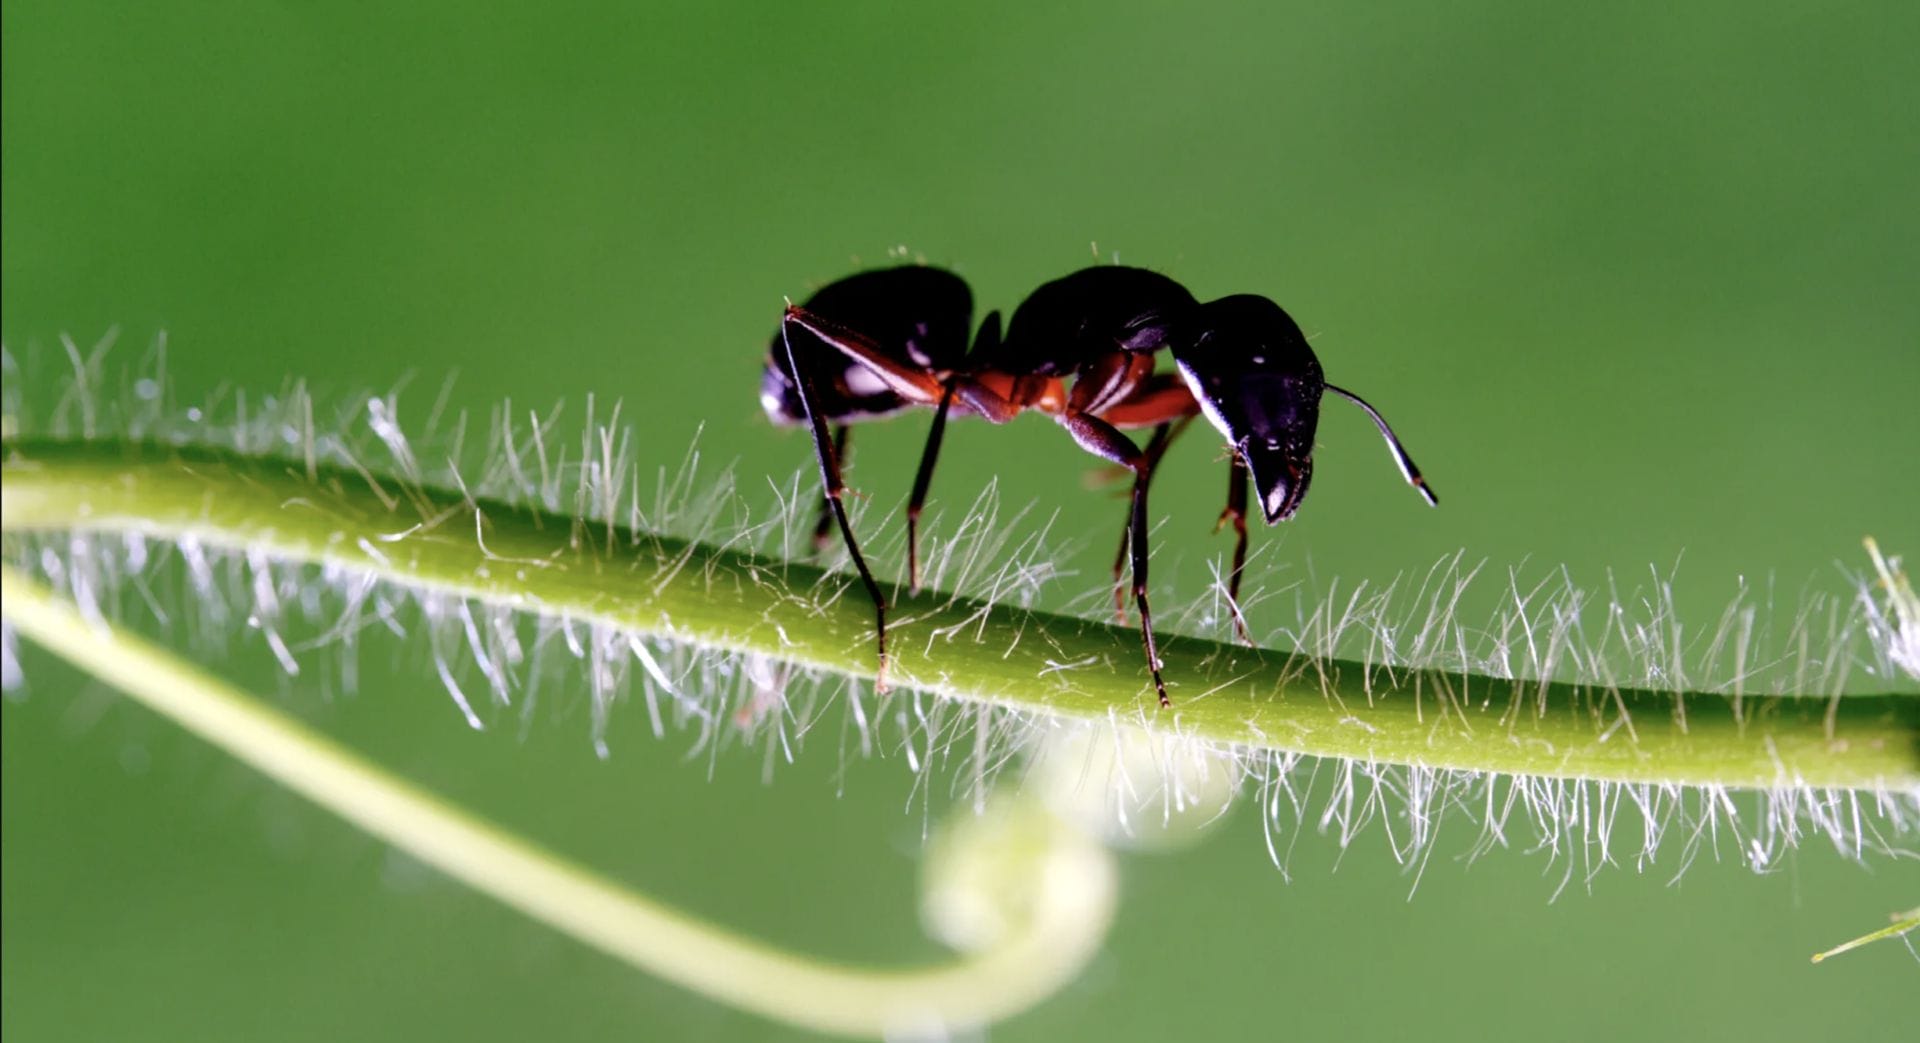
[1,566,1118,1038]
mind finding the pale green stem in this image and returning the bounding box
[4,437,1917,790]
[1810,907,1920,964]
[1,565,1117,1038]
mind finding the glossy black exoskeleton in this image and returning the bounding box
[765,263,1437,706]
[760,266,975,427]
[1169,294,1438,617]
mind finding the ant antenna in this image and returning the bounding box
[1325,383,1439,507]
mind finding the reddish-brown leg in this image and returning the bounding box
[1109,415,1196,621]
[785,305,948,402]
[1061,409,1170,707]
[1216,451,1252,643]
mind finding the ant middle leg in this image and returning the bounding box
[1061,410,1170,707]
[1109,417,1193,622]
[903,313,1003,593]
[904,383,955,593]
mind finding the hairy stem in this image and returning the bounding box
[4,437,1917,791]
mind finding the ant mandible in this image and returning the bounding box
[761,264,1437,706]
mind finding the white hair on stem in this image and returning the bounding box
[2,336,1917,892]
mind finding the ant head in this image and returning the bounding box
[1171,294,1326,524]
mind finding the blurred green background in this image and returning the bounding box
[4,1,1917,1039]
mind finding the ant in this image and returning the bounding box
[762,264,1436,706]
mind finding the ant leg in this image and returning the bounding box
[1061,411,1170,707]
[1111,420,1176,622]
[786,305,948,401]
[1325,383,1439,506]
[951,377,1022,423]
[780,316,892,691]
[903,311,1001,594]
[809,425,850,554]
[1215,451,1252,643]
[904,383,956,593]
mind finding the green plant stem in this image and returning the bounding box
[1810,907,1920,964]
[5,437,1917,791]
[0,565,1117,1038]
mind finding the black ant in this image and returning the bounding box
[761,264,1436,706]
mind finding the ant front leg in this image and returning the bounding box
[779,316,893,691]
[809,425,850,554]
[1061,410,1170,707]
[1097,378,1200,625]
[1216,450,1252,643]
[1108,416,1194,623]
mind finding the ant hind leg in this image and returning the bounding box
[780,317,892,691]
[809,425,850,554]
